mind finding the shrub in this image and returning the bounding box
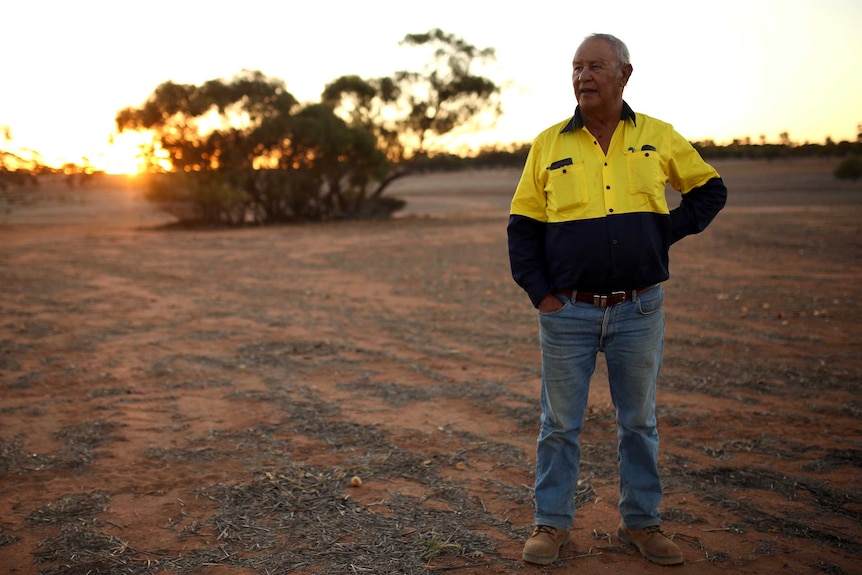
[144,172,251,226]
[834,156,862,181]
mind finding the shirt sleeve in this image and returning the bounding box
[508,214,551,307]
[665,129,727,244]
[669,177,727,244]
[508,139,553,307]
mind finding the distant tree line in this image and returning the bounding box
[395,136,862,170]
[693,136,862,161]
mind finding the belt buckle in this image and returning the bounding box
[593,294,608,308]
[594,291,627,307]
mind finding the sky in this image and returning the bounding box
[2,0,860,174]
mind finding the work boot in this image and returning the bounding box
[618,523,684,565]
[522,525,569,565]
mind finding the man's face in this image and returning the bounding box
[572,37,631,114]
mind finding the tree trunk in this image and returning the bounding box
[369,169,412,201]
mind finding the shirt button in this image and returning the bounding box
[612,239,618,245]
[608,208,614,213]
[606,185,611,190]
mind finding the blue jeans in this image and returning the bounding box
[533,285,665,531]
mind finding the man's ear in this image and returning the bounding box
[621,63,633,86]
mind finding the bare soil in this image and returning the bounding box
[1,159,860,575]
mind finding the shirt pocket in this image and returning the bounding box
[546,159,588,215]
[625,150,668,212]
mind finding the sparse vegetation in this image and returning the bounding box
[834,155,862,181]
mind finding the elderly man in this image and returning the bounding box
[508,33,727,566]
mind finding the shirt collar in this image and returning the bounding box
[561,100,637,133]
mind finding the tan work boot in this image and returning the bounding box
[618,523,683,565]
[522,525,569,565]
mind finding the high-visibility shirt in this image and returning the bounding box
[508,102,727,307]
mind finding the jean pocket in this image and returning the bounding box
[537,295,571,318]
[635,286,664,316]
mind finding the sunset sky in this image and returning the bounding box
[2,0,860,174]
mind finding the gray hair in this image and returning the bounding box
[586,33,631,73]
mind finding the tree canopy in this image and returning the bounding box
[114,29,503,226]
[323,28,501,161]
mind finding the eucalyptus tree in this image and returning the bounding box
[325,29,501,158]
[323,28,502,198]
[115,29,501,225]
[116,70,388,224]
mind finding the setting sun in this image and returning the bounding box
[100,131,150,175]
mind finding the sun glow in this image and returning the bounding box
[1,126,154,176]
[96,131,153,175]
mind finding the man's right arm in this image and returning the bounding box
[508,214,553,308]
[508,138,557,309]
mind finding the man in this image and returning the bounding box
[508,33,727,566]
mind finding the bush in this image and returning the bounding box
[144,172,251,226]
[834,156,862,181]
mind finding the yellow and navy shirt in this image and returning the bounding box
[508,102,727,307]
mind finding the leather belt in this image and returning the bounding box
[558,285,656,308]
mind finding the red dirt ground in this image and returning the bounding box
[1,158,860,575]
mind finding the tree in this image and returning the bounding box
[324,29,502,159]
[395,28,501,157]
[116,30,501,226]
[254,103,390,220]
[116,70,299,173]
[116,70,390,224]
[322,75,403,162]
[323,28,502,201]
